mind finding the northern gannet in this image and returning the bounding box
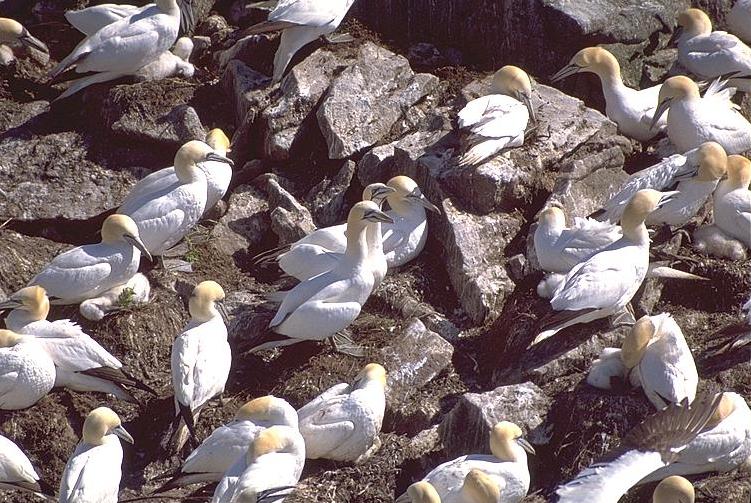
[551,47,664,141]
[712,154,751,248]
[65,1,197,37]
[0,433,55,500]
[241,0,357,83]
[211,425,305,503]
[118,140,233,256]
[400,470,502,503]
[653,476,694,503]
[135,36,195,82]
[730,0,751,43]
[0,18,48,64]
[456,65,535,166]
[298,363,386,462]
[78,272,151,321]
[59,407,134,503]
[533,190,678,345]
[24,214,150,305]
[0,329,55,410]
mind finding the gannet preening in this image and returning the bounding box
[653,476,694,503]
[456,65,535,166]
[713,154,751,248]
[693,224,748,260]
[171,280,231,449]
[78,272,151,321]
[0,18,49,65]
[533,190,678,346]
[730,0,751,43]
[651,76,751,154]
[551,47,665,141]
[157,396,298,492]
[2,286,155,402]
[50,0,180,100]
[241,0,357,83]
[400,470,501,503]
[0,433,55,500]
[24,214,151,305]
[397,421,533,503]
[0,329,55,410]
[59,407,134,503]
[135,36,195,82]
[250,201,393,353]
[298,363,386,462]
[594,141,728,226]
[211,425,305,503]
[118,140,233,256]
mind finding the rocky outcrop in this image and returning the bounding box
[305,160,356,226]
[210,184,270,261]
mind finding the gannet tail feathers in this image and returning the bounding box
[50,50,90,79]
[257,486,297,503]
[705,322,751,357]
[176,402,198,440]
[243,19,299,35]
[531,308,599,346]
[153,471,218,493]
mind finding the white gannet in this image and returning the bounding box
[653,476,694,503]
[533,189,678,345]
[211,425,305,503]
[0,329,55,410]
[693,224,748,260]
[64,1,197,37]
[0,18,49,64]
[456,65,535,166]
[25,214,151,305]
[586,347,628,391]
[595,141,728,226]
[59,407,134,503]
[2,286,155,402]
[298,363,386,463]
[250,201,393,352]
[651,75,751,154]
[51,0,180,100]
[730,0,751,43]
[135,36,194,82]
[171,280,231,446]
[713,154,751,248]
[157,396,298,492]
[0,433,55,500]
[118,140,233,256]
[397,421,533,503]
[400,469,501,503]
[551,47,665,141]
[399,481,441,503]
[78,272,151,321]
[241,0,357,83]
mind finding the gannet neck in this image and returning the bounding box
[366,222,383,255]
[726,155,751,188]
[679,8,712,37]
[405,481,441,503]
[156,0,180,15]
[696,142,728,181]
[621,315,655,368]
[653,476,695,503]
[188,280,225,323]
[621,221,649,243]
[620,189,668,243]
[174,141,212,183]
[0,329,25,348]
[353,363,387,390]
[344,216,370,260]
[461,469,502,503]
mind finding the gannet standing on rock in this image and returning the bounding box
[400,470,502,503]
[712,154,751,248]
[0,18,49,66]
[551,47,665,141]
[298,363,386,463]
[653,476,694,503]
[0,433,55,499]
[456,65,535,166]
[135,36,195,82]
[0,329,55,410]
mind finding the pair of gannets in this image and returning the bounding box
[456,65,535,166]
[587,313,698,410]
[118,139,234,256]
[0,433,55,500]
[242,0,357,83]
[0,18,49,66]
[713,154,751,249]
[399,422,533,503]
[65,0,197,37]
[298,363,386,462]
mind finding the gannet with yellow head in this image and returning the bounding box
[0,329,55,410]
[653,476,694,503]
[0,18,48,65]
[0,433,55,499]
[713,154,751,248]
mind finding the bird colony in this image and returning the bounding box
[0,1,750,503]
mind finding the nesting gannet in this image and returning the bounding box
[25,214,151,305]
[250,201,393,352]
[0,18,49,64]
[400,470,501,503]
[157,396,298,491]
[59,407,134,503]
[242,0,357,83]
[135,36,194,82]
[397,421,533,503]
[0,433,55,500]
[533,190,678,345]
[118,140,233,256]
[171,280,231,446]
[651,76,751,154]
[78,272,151,321]
[693,224,748,260]
[211,425,305,503]
[653,476,694,503]
[712,154,751,248]
[551,47,664,141]
[0,329,55,410]
[730,0,751,43]
[456,65,535,166]
[595,141,728,226]
[50,0,180,100]
[298,363,386,462]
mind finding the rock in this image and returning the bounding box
[439,382,551,458]
[196,14,233,44]
[265,178,316,244]
[216,33,275,70]
[317,42,439,159]
[0,99,47,132]
[180,0,215,35]
[304,161,355,226]
[210,184,270,260]
[406,42,462,70]
[222,60,271,126]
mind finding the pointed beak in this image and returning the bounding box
[216,300,230,325]
[366,209,395,224]
[410,191,441,214]
[205,152,235,167]
[517,437,536,455]
[650,97,672,131]
[20,31,49,54]
[113,425,134,444]
[0,298,21,311]
[124,234,153,263]
[519,91,537,124]
[657,190,681,209]
[550,63,580,83]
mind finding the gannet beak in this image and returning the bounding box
[517,91,537,124]
[395,492,411,503]
[657,190,681,209]
[20,30,49,54]
[365,208,395,224]
[517,437,536,455]
[550,63,580,83]
[113,425,134,444]
[409,190,441,214]
[371,185,397,200]
[257,486,296,503]
[216,300,230,325]
[0,298,21,310]
[205,152,235,167]
[650,98,672,131]
[124,234,153,263]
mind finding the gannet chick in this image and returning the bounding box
[730,0,751,43]
[241,0,357,83]
[551,47,664,141]
[651,75,751,154]
[135,36,195,82]
[0,18,49,64]
[533,189,678,345]
[586,347,628,390]
[298,363,386,462]
[0,329,55,410]
[713,154,751,248]
[595,141,728,226]
[693,224,748,260]
[0,433,55,500]
[156,396,298,492]
[24,214,150,305]
[211,425,305,503]
[78,272,151,321]
[171,280,231,449]
[456,65,535,166]
[59,407,134,503]
[118,140,233,255]
[653,476,694,503]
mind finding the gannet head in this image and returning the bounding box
[620,189,678,239]
[352,362,387,390]
[651,76,700,130]
[0,285,49,322]
[695,142,727,181]
[489,421,535,462]
[82,407,134,446]
[174,140,234,182]
[362,183,397,209]
[621,315,655,369]
[536,205,566,230]
[235,396,298,427]
[400,481,441,503]
[0,18,48,54]
[176,60,195,79]
[188,280,227,323]
[461,469,501,503]
[492,65,536,122]
[387,176,441,215]
[103,214,153,262]
[653,476,695,503]
[247,425,298,463]
[726,155,751,189]
[171,36,194,61]
[206,128,231,155]
[678,8,712,37]
[348,200,395,228]
[0,329,25,347]
[705,392,737,429]
[551,47,620,84]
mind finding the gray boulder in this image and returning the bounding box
[304,160,356,227]
[210,184,270,260]
[265,177,316,245]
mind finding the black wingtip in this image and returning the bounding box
[177,402,197,440]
